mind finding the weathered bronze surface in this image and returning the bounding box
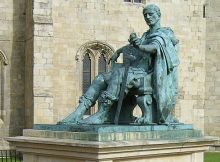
[32,124,202,142]
[58,4,180,125]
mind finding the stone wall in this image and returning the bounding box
[31,0,54,124]
[25,0,34,129]
[0,0,26,149]
[204,0,220,137]
[31,0,207,132]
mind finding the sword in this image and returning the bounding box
[114,33,138,125]
[114,50,132,125]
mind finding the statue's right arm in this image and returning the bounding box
[109,46,124,64]
[115,47,124,57]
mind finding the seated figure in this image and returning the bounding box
[58,4,180,125]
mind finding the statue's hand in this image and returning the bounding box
[133,38,141,48]
[124,53,136,62]
[108,52,119,64]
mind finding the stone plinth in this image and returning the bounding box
[29,124,202,142]
[7,135,216,162]
[7,125,217,162]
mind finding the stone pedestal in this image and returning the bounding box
[210,141,220,151]
[7,124,217,162]
[7,135,215,162]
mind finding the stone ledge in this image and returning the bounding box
[6,135,217,162]
[33,124,194,133]
[24,124,203,142]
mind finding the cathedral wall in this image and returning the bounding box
[204,0,220,137]
[0,0,26,149]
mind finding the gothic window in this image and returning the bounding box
[0,50,8,122]
[98,54,107,75]
[83,54,91,94]
[76,41,115,114]
[81,48,109,94]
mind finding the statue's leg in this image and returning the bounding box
[135,95,153,125]
[79,69,124,124]
[58,74,108,125]
[105,68,124,98]
[78,91,117,124]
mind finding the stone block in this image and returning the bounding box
[7,131,217,162]
[27,124,203,142]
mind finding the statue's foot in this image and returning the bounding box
[166,115,180,124]
[78,110,110,125]
[57,119,80,125]
[57,102,90,125]
[134,116,153,125]
[57,112,83,125]
[158,116,181,125]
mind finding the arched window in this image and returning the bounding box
[83,54,91,94]
[0,50,8,122]
[98,54,107,75]
[76,41,115,114]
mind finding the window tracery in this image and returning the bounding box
[76,41,115,114]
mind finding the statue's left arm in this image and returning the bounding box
[133,37,158,54]
[138,44,157,54]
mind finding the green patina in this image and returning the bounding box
[34,124,193,133]
[32,124,202,142]
[32,5,202,142]
[57,4,180,126]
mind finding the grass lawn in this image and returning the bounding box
[204,152,220,162]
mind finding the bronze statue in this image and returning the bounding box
[58,4,180,125]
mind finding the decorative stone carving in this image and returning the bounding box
[0,50,9,65]
[75,40,115,62]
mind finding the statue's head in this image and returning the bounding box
[143,4,161,26]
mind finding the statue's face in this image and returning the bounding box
[143,10,160,26]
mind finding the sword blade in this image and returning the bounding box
[114,65,130,125]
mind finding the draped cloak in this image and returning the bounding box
[140,27,180,123]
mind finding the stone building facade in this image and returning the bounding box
[0,0,26,148]
[0,0,220,149]
[204,1,220,137]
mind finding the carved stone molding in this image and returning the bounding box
[0,50,8,122]
[75,41,115,62]
[0,50,9,65]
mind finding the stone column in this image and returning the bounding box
[32,0,54,124]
